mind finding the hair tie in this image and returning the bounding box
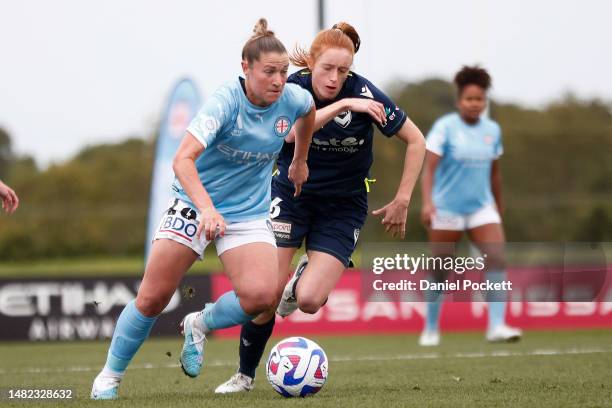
[331,24,360,53]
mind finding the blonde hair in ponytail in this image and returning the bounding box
[242,18,287,64]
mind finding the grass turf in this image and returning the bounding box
[1,329,611,407]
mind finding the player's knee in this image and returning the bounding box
[240,287,277,315]
[297,294,325,315]
[136,292,171,317]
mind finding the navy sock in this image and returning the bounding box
[238,317,275,379]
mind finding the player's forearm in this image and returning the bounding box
[313,100,350,129]
[172,157,214,212]
[394,121,426,205]
[395,140,425,205]
[293,107,315,162]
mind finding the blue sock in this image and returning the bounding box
[486,269,507,328]
[104,300,157,375]
[203,291,254,330]
[424,289,443,332]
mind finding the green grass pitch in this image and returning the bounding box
[1,329,611,407]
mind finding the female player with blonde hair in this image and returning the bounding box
[91,18,315,399]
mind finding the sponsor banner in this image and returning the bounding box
[145,78,201,260]
[0,276,210,341]
[211,267,612,338]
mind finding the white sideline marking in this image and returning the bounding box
[0,348,609,376]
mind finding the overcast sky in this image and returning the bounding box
[1,0,610,166]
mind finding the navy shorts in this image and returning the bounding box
[270,180,367,267]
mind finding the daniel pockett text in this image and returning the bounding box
[370,253,513,293]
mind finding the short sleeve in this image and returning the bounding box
[296,88,314,117]
[426,119,447,156]
[187,86,234,148]
[284,83,314,118]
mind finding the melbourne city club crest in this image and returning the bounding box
[274,116,291,137]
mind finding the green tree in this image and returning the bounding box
[365,79,612,243]
[0,127,14,179]
[0,138,154,260]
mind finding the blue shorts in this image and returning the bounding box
[270,180,367,267]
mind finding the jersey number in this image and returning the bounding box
[270,197,282,219]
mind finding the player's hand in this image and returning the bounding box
[420,203,435,229]
[345,98,387,127]
[372,198,409,239]
[0,181,19,215]
[288,159,308,197]
[197,206,226,241]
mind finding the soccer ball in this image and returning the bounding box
[265,336,328,397]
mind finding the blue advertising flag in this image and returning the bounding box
[145,78,201,260]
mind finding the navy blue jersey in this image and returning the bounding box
[275,69,407,196]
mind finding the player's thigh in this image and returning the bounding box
[466,204,504,241]
[220,242,279,301]
[296,250,345,307]
[467,222,505,243]
[467,222,506,268]
[427,218,464,281]
[137,238,198,315]
[277,246,298,292]
[294,196,365,307]
[251,246,298,324]
[428,229,463,256]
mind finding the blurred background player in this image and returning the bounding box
[0,180,19,214]
[214,21,425,393]
[90,18,315,399]
[419,65,522,346]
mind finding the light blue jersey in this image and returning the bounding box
[172,78,313,222]
[426,112,503,214]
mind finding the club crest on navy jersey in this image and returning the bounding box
[276,69,407,196]
[334,110,352,128]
